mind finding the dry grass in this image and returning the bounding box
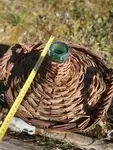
[0,0,113,149]
[0,0,113,66]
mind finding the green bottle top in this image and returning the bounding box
[48,42,69,63]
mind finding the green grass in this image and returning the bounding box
[0,0,113,149]
[0,0,112,66]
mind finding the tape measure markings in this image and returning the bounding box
[0,36,55,141]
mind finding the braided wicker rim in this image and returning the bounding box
[0,42,113,132]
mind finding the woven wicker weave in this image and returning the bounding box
[0,42,113,132]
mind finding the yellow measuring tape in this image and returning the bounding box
[0,36,55,142]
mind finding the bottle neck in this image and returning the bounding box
[48,42,69,63]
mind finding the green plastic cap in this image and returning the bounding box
[48,42,69,63]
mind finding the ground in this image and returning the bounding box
[0,0,113,149]
[0,0,113,67]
